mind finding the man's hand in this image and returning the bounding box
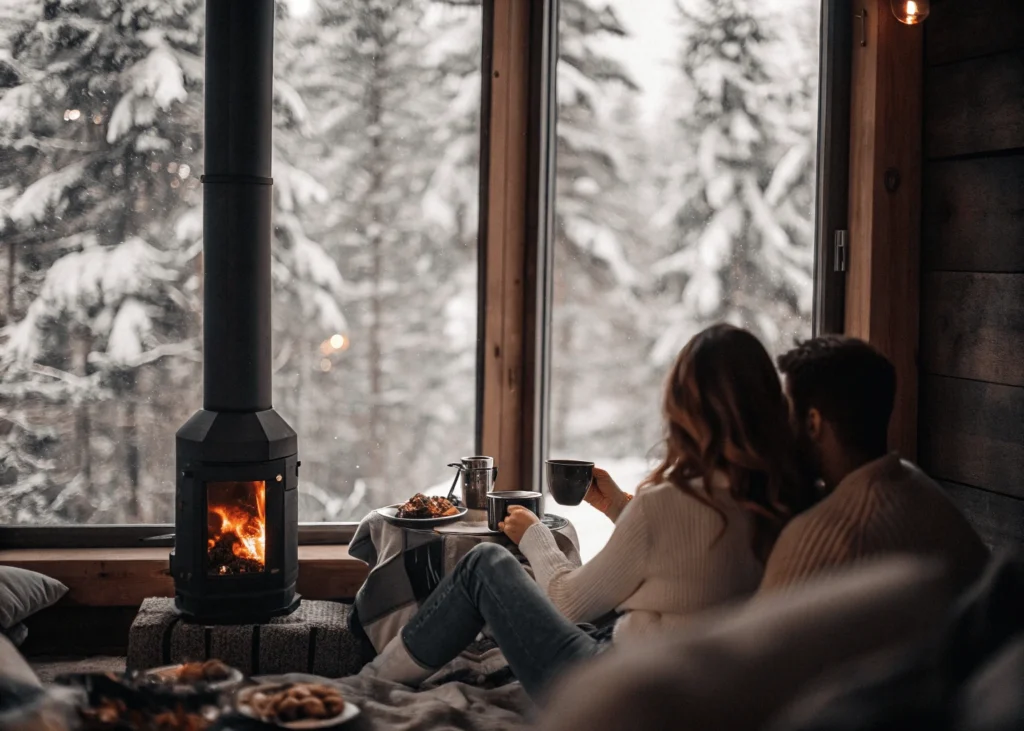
[499,505,541,545]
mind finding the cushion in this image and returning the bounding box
[539,555,956,731]
[0,632,41,688]
[0,566,68,630]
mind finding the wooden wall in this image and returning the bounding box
[918,0,1024,552]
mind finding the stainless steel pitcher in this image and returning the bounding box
[448,456,498,510]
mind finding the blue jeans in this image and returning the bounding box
[400,542,606,700]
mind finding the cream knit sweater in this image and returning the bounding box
[518,477,764,641]
[760,453,989,593]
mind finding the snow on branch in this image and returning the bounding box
[275,159,329,213]
[107,45,187,143]
[0,237,177,364]
[8,158,89,227]
[0,84,41,143]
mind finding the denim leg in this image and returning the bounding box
[400,542,601,698]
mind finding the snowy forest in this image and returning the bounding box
[0,0,819,525]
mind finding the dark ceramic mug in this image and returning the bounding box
[546,459,594,506]
[486,491,543,532]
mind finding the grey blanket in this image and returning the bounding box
[258,673,533,731]
[350,510,580,654]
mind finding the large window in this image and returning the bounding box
[547,0,822,560]
[0,0,481,525]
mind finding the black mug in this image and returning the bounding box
[546,460,594,506]
[486,491,542,532]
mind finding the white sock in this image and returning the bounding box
[357,634,436,687]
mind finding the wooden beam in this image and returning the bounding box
[844,0,923,459]
[921,154,1024,273]
[939,480,1024,554]
[480,0,532,491]
[920,272,1024,387]
[926,0,1024,67]
[924,50,1024,159]
[918,375,1024,501]
[0,546,368,607]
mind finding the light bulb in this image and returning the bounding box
[891,0,930,25]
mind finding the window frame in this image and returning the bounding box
[0,0,861,547]
[519,0,855,492]
[0,0,497,549]
[814,0,854,336]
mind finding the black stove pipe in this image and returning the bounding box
[202,0,274,413]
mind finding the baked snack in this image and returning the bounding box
[243,683,346,724]
[175,660,231,684]
[396,493,458,519]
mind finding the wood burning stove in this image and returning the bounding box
[170,0,300,622]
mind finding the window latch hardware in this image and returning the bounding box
[854,9,867,47]
[834,230,848,273]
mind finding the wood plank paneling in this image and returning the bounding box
[918,376,1024,500]
[926,0,1024,67]
[845,0,923,458]
[940,481,1024,554]
[920,272,1024,386]
[922,155,1024,272]
[924,50,1024,159]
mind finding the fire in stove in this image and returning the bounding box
[207,481,267,575]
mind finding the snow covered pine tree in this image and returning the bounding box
[0,0,343,523]
[651,0,818,366]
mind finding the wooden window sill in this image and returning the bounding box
[0,546,368,607]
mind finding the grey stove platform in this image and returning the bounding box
[127,597,364,677]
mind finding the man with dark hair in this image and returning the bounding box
[761,336,988,592]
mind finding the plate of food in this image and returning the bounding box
[234,680,358,729]
[134,660,244,703]
[375,493,468,529]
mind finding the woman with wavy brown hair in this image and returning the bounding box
[358,324,813,700]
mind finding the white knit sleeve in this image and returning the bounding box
[519,496,651,623]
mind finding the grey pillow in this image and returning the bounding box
[540,556,956,731]
[0,566,68,630]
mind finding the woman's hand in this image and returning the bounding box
[499,506,540,545]
[585,467,626,516]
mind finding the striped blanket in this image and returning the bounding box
[348,509,581,675]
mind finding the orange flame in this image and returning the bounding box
[207,481,266,572]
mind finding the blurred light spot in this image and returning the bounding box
[320,358,332,372]
[329,333,345,350]
[178,164,191,179]
[63,109,81,121]
[92,114,103,125]
[167,162,178,174]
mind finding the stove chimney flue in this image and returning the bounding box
[202,0,274,413]
[172,0,299,623]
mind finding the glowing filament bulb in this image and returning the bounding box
[891,0,930,25]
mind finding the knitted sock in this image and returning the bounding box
[356,635,436,687]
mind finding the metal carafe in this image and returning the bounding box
[448,456,497,510]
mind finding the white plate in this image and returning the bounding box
[236,681,360,729]
[375,503,468,529]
